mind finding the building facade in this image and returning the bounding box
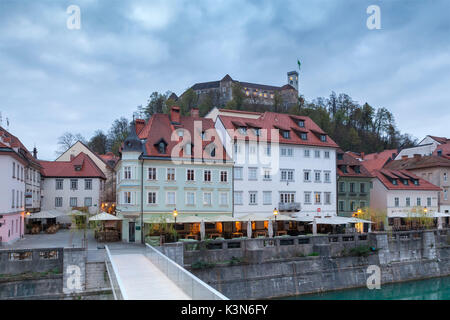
[116,107,233,243]
[180,71,299,110]
[39,152,106,217]
[336,150,373,217]
[384,155,450,213]
[0,126,42,244]
[395,135,448,160]
[207,108,339,219]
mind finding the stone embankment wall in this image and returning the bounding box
[183,230,450,300]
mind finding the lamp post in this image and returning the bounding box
[173,208,178,242]
[273,208,278,236]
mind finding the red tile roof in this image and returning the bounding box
[135,112,231,161]
[384,154,450,170]
[0,126,41,168]
[373,169,441,191]
[336,149,373,178]
[360,149,397,173]
[429,135,449,144]
[433,142,450,159]
[217,111,339,148]
[39,152,106,179]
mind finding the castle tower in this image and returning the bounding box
[287,71,299,91]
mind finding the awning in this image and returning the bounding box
[28,211,58,219]
[268,214,295,221]
[235,214,270,221]
[307,216,356,225]
[205,215,237,223]
[89,212,122,221]
[65,209,87,216]
[388,212,445,218]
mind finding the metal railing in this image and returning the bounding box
[145,243,228,300]
[105,245,127,300]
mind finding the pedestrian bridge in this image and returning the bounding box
[105,244,228,300]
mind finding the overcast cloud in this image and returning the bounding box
[1,0,449,160]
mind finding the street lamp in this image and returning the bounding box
[273,208,278,235]
[424,207,428,214]
[173,208,178,242]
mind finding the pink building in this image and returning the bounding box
[0,126,41,244]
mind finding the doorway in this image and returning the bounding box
[129,221,135,243]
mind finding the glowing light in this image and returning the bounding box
[273,208,278,216]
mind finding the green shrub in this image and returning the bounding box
[191,261,216,270]
[349,245,371,257]
[308,252,319,257]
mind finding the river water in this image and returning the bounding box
[280,276,450,300]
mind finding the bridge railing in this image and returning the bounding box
[145,243,228,300]
[105,245,127,300]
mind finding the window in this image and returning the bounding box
[249,145,257,155]
[124,166,132,180]
[350,201,356,211]
[427,197,432,207]
[338,201,345,212]
[444,173,448,182]
[186,192,195,205]
[147,192,156,204]
[239,127,247,135]
[314,192,321,204]
[281,148,293,157]
[304,149,310,157]
[417,198,421,206]
[360,183,366,193]
[203,192,212,206]
[406,197,411,207]
[148,168,157,180]
[360,201,366,208]
[166,192,176,205]
[324,172,331,183]
[249,192,257,205]
[85,179,92,190]
[12,162,15,178]
[325,192,331,205]
[282,131,290,139]
[158,142,166,154]
[16,190,19,208]
[187,169,195,181]
[444,189,448,201]
[304,170,311,182]
[281,170,294,182]
[304,192,311,204]
[234,167,243,180]
[234,191,243,205]
[56,179,63,190]
[392,179,398,185]
[298,120,305,127]
[167,168,175,181]
[248,168,257,180]
[234,144,242,155]
[314,171,321,183]
[124,192,132,204]
[395,197,399,207]
[324,151,330,159]
[314,150,320,158]
[263,191,272,205]
[265,146,271,156]
[300,133,307,140]
[70,179,78,190]
[350,183,355,193]
[204,170,211,182]
[220,192,228,206]
[263,169,271,180]
[320,135,327,142]
[280,192,295,203]
[84,197,92,207]
[70,197,77,207]
[339,182,345,192]
[220,171,228,182]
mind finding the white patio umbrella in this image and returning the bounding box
[268,218,274,238]
[28,210,58,219]
[200,219,205,241]
[89,212,122,221]
[247,220,252,238]
[66,209,87,216]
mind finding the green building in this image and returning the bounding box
[336,149,373,217]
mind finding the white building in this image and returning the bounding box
[369,169,442,228]
[395,135,448,160]
[0,126,42,244]
[206,108,339,219]
[39,152,106,218]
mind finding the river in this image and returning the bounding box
[280,276,450,300]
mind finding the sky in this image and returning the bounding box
[1,0,449,160]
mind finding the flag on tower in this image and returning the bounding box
[297,59,301,71]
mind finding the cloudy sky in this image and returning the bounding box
[1,0,449,160]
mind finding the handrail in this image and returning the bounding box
[105,245,128,300]
[145,243,228,300]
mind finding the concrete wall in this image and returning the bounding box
[184,230,450,299]
[0,248,63,274]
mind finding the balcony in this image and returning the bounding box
[279,202,301,212]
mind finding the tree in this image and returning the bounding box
[88,130,108,154]
[139,92,167,119]
[273,92,284,113]
[56,132,86,156]
[179,88,198,115]
[225,83,245,110]
[108,117,129,156]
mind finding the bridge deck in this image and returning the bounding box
[110,253,191,300]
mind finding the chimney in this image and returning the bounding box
[402,155,408,160]
[360,152,365,160]
[170,106,181,124]
[190,108,199,118]
[135,119,145,136]
[33,147,38,159]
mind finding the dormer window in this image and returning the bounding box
[320,135,327,142]
[282,130,290,139]
[413,179,419,185]
[211,148,216,157]
[300,133,307,140]
[392,179,398,185]
[74,165,82,171]
[403,179,409,185]
[341,165,348,173]
[337,153,343,160]
[298,120,305,128]
[354,166,360,174]
[437,150,442,156]
[239,127,247,135]
[158,142,166,154]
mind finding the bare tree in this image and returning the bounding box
[56,132,86,156]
